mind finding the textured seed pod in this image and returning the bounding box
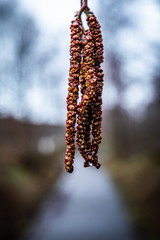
[65,10,104,172]
[86,13,104,64]
[76,30,101,168]
[87,13,104,168]
[76,31,92,167]
[64,18,82,173]
[79,61,86,95]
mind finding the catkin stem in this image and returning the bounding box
[78,0,89,19]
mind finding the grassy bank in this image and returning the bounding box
[0,117,65,240]
[105,157,160,240]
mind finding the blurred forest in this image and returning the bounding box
[0,0,62,120]
[100,0,160,239]
[0,0,160,239]
[101,0,160,161]
[0,0,64,239]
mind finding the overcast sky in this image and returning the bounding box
[13,0,160,123]
[17,0,99,123]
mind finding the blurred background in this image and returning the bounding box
[0,0,160,239]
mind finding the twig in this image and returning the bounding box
[78,0,89,19]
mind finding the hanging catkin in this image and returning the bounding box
[87,13,104,168]
[64,3,104,173]
[77,30,97,168]
[64,18,82,173]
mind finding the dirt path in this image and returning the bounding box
[23,155,137,240]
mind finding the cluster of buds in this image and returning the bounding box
[64,10,104,173]
[87,14,104,168]
[64,18,82,173]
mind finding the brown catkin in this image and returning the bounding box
[77,30,101,169]
[64,18,82,173]
[76,30,95,167]
[87,13,104,167]
[64,10,104,173]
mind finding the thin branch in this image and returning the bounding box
[78,0,89,19]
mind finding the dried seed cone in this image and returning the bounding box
[64,18,82,173]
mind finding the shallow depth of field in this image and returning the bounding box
[0,0,160,240]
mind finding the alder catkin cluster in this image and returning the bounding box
[64,11,104,173]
